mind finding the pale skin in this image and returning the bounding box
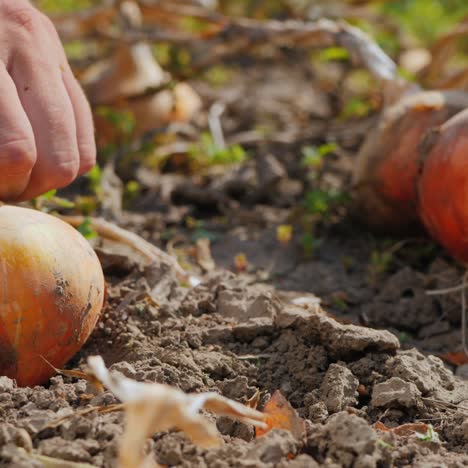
[0,0,96,201]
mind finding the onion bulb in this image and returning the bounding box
[0,205,105,386]
[353,90,468,232]
[418,108,468,263]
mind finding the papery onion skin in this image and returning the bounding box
[0,205,105,387]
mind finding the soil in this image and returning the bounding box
[2,63,468,467]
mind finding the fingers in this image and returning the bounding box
[0,63,36,201]
[62,66,97,176]
[0,5,96,201]
[10,46,80,201]
[42,13,96,177]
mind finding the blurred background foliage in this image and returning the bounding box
[30,0,467,236]
[34,0,468,87]
[35,0,468,45]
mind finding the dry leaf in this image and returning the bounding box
[195,238,216,271]
[255,390,305,440]
[374,421,432,437]
[87,356,266,468]
[438,351,468,367]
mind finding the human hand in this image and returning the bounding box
[0,0,96,201]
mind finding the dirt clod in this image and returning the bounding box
[307,412,382,467]
[320,363,359,413]
[371,377,422,409]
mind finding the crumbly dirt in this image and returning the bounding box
[2,63,468,467]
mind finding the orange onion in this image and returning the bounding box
[0,205,105,386]
[353,90,468,232]
[417,108,468,263]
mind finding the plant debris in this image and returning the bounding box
[87,355,266,467]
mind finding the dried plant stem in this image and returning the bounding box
[52,2,402,85]
[58,215,193,284]
[426,283,468,295]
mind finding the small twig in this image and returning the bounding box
[38,403,125,432]
[425,270,468,357]
[415,417,454,422]
[422,397,468,414]
[237,353,273,360]
[114,290,142,315]
[426,283,468,296]
[226,125,327,146]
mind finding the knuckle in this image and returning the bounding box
[0,138,36,175]
[3,4,42,36]
[39,12,61,42]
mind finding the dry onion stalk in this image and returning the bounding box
[87,355,266,468]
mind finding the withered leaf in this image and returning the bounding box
[87,356,266,468]
[255,390,305,440]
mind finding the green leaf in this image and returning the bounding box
[77,217,98,240]
[95,106,136,136]
[319,47,350,62]
[41,189,57,200]
[301,143,338,168]
[340,97,373,119]
[303,190,349,215]
[416,424,440,443]
[301,232,322,257]
[189,133,248,167]
[86,165,102,194]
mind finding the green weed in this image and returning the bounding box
[380,0,467,44]
[368,249,394,277]
[36,0,94,14]
[95,107,136,139]
[303,189,349,216]
[189,133,247,168]
[301,143,338,169]
[301,232,322,258]
[318,47,350,62]
[77,217,98,240]
[32,189,75,212]
[416,424,440,443]
[86,165,102,195]
[377,439,395,450]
